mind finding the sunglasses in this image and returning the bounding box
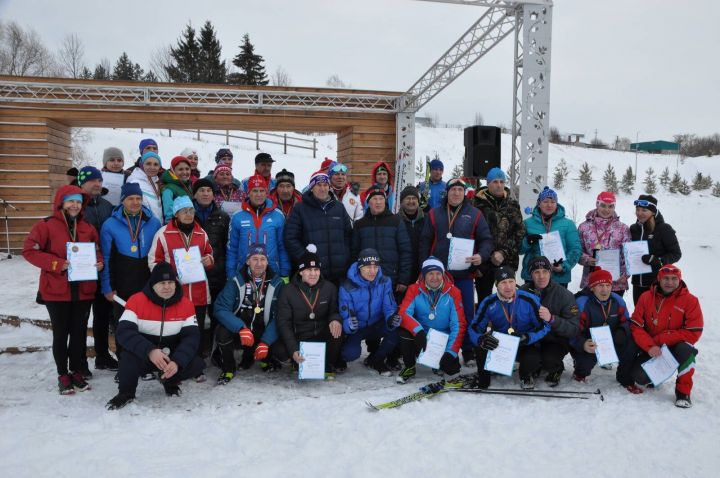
[633,199,653,208]
[659,267,679,275]
[330,164,348,173]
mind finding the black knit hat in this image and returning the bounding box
[494,266,516,284]
[400,185,420,202]
[366,185,387,202]
[298,244,321,272]
[149,262,177,287]
[634,194,658,216]
[275,168,295,186]
[192,178,215,196]
[357,248,381,268]
[528,256,552,273]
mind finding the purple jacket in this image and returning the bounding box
[577,209,631,291]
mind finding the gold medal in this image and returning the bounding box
[184,253,191,261]
[507,327,515,335]
[254,306,262,314]
[71,245,79,253]
[130,245,138,252]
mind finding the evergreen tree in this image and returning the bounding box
[93,62,110,80]
[603,164,619,193]
[166,23,201,83]
[451,163,464,179]
[113,52,136,80]
[691,172,713,191]
[620,166,635,194]
[143,70,158,82]
[552,158,569,189]
[578,162,593,191]
[659,167,671,188]
[132,63,144,80]
[229,34,268,85]
[79,66,93,80]
[712,181,720,198]
[643,167,657,194]
[198,21,226,83]
[669,171,683,194]
[678,179,691,196]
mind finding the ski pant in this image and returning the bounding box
[341,320,398,363]
[633,285,651,306]
[398,328,460,374]
[214,324,269,374]
[454,278,475,361]
[90,289,112,359]
[474,269,497,307]
[573,329,637,386]
[474,343,542,383]
[45,300,92,376]
[272,329,343,373]
[539,339,570,374]
[631,342,698,395]
[117,349,205,396]
[194,305,207,358]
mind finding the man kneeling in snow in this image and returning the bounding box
[106,262,205,410]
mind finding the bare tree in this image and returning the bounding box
[326,74,350,88]
[270,65,292,86]
[474,112,484,125]
[149,45,174,82]
[70,128,94,168]
[0,21,55,76]
[57,33,85,78]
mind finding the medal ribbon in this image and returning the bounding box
[598,299,612,325]
[250,273,267,312]
[446,204,462,236]
[299,286,320,317]
[124,210,143,245]
[500,296,517,331]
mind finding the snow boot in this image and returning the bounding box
[58,374,75,395]
[216,372,234,385]
[163,382,182,397]
[520,375,535,390]
[545,370,562,387]
[70,371,91,392]
[106,393,135,410]
[396,365,416,384]
[624,384,644,394]
[95,355,119,371]
[675,391,692,409]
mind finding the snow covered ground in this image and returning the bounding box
[1,127,718,477]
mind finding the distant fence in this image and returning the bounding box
[134,128,317,157]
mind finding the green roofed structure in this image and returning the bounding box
[630,140,680,154]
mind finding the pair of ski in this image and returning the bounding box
[366,374,603,410]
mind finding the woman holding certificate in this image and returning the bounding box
[629,195,681,305]
[23,185,104,395]
[149,196,214,377]
[520,187,582,289]
[577,191,631,295]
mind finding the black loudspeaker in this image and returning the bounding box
[464,125,501,178]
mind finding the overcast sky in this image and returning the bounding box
[2,0,718,142]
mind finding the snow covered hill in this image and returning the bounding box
[1,127,718,477]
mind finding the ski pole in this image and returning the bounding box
[447,388,590,400]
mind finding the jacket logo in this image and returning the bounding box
[266,218,273,222]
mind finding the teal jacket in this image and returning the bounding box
[520,203,581,285]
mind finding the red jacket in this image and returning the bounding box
[22,185,101,302]
[630,282,703,352]
[269,188,302,217]
[148,219,214,306]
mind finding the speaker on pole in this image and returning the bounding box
[463,125,501,178]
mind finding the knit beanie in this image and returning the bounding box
[486,167,506,182]
[298,244,321,272]
[421,256,445,276]
[494,266,515,285]
[103,147,124,166]
[358,248,381,268]
[537,186,558,203]
[149,262,177,287]
[170,155,191,171]
[192,178,214,196]
[528,256,552,273]
[400,185,420,202]
[588,268,613,288]
[77,166,103,186]
[215,148,233,163]
[140,151,161,166]
[172,196,194,216]
[275,168,295,186]
[139,138,157,154]
[634,194,658,216]
[120,182,142,202]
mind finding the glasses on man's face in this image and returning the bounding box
[331,164,348,174]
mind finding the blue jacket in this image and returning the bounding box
[469,289,549,347]
[398,275,467,356]
[339,263,398,335]
[418,179,446,210]
[213,267,283,345]
[419,198,493,280]
[351,209,412,286]
[226,198,290,279]
[99,205,161,296]
[570,292,630,351]
[520,203,582,285]
[284,190,352,283]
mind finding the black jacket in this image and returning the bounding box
[520,280,580,343]
[196,203,230,294]
[629,212,681,287]
[351,209,412,286]
[284,190,352,283]
[399,209,426,283]
[84,195,114,234]
[276,275,341,354]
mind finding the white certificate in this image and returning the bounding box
[447,237,474,271]
[172,246,207,285]
[101,171,125,206]
[589,325,619,366]
[641,345,679,387]
[623,241,652,276]
[595,249,621,281]
[66,242,98,282]
[220,201,242,216]
[298,341,326,380]
[417,329,450,369]
[539,230,566,264]
[484,332,520,377]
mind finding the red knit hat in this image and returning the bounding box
[213,164,232,178]
[247,174,268,191]
[170,155,191,171]
[596,191,616,204]
[588,268,613,288]
[657,264,682,282]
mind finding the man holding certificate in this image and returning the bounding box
[396,258,467,383]
[469,267,550,390]
[149,196,214,380]
[571,269,640,393]
[419,178,492,367]
[275,245,343,379]
[630,265,703,408]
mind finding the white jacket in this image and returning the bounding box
[126,168,163,221]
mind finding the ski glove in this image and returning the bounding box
[239,328,255,347]
[254,342,269,361]
[439,352,461,376]
[389,314,402,328]
[641,254,661,268]
[479,333,499,351]
[348,316,359,333]
[510,330,529,345]
[553,258,564,268]
[527,234,543,245]
[414,330,427,353]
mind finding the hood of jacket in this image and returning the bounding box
[53,184,88,221]
[371,160,394,185]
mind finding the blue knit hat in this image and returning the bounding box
[76,166,103,186]
[429,159,444,171]
[246,243,268,260]
[537,186,558,203]
[140,151,161,166]
[421,256,445,276]
[139,138,157,154]
[308,172,330,190]
[486,167,506,182]
[172,196,194,215]
[120,182,142,202]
